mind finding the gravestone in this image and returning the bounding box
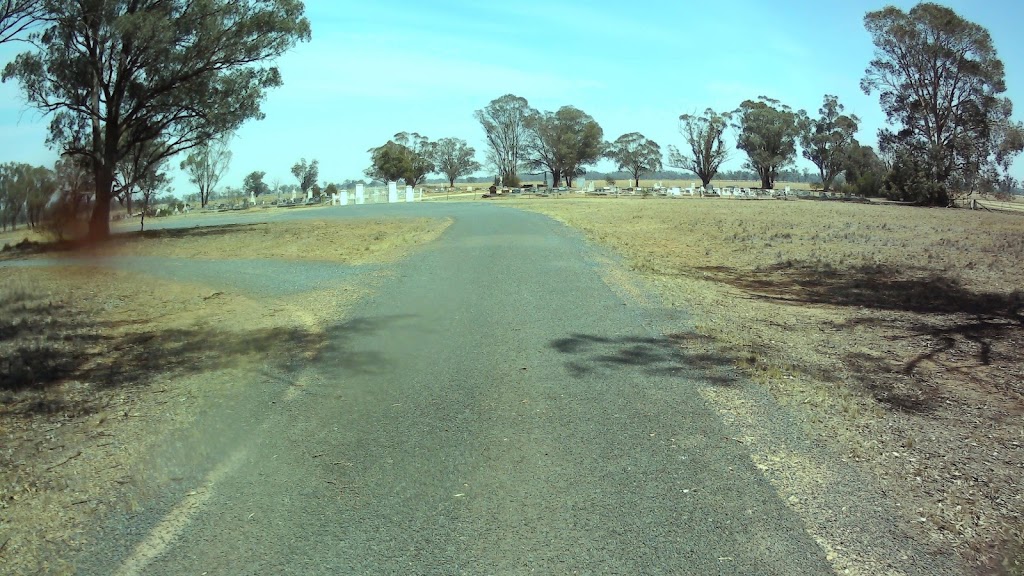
[291,190,296,202]
[405,185,414,202]
[388,181,398,203]
[356,184,365,204]
[670,187,681,196]
[339,191,349,206]
[578,177,586,191]
[249,191,256,205]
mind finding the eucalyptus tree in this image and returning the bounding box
[291,158,320,195]
[432,137,480,188]
[668,108,732,189]
[798,95,860,192]
[393,132,435,186]
[0,0,41,44]
[2,0,311,238]
[180,136,232,208]
[605,133,663,188]
[474,94,537,186]
[734,97,801,189]
[526,106,604,188]
[862,3,1013,204]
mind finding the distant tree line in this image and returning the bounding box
[364,3,1021,205]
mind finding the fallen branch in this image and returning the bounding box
[46,450,82,471]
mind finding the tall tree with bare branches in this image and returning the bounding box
[668,108,732,189]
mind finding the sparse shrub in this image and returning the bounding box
[42,190,90,241]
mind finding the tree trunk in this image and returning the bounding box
[88,165,114,240]
[759,167,772,190]
[550,169,561,189]
[634,174,640,187]
[701,175,712,188]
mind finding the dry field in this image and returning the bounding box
[0,218,450,575]
[513,196,1023,574]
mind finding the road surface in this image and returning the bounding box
[73,202,833,574]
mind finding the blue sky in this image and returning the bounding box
[1,0,1023,193]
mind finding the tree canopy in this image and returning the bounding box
[181,136,232,208]
[525,106,604,188]
[365,135,435,186]
[291,158,320,194]
[393,132,435,186]
[474,94,536,187]
[243,170,270,198]
[668,108,732,188]
[605,133,663,187]
[432,137,480,188]
[798,95,860,192]
[734,97,801,189]
[0,0,41,44]
[2,0,311,238]
[365,141,411,184]
[862,2,1011,204]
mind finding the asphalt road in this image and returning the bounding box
[76,202,834,574]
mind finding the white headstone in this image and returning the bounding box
[291,190,296,202]
[405,185,414,202]
[387,181,398,203]
[785,186,791,194]
[250,191,256,205]
[587,181,595,192]
[355,184,365,204]
[577,177,586,191]
[340,191,349,206]
[670,187,681,197]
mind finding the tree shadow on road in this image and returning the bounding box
[549,332,738,386]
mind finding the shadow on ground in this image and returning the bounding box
[0,286,400,415]
[698,262,1024,413]
[549,332,738,386]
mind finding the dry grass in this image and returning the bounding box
[513,196,1024,574]
[0,217,449,575]
[111,218,450,264]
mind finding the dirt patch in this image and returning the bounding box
[513,197,1024,575]
[0,217,450,575]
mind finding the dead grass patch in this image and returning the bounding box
[513,197,1024,573]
